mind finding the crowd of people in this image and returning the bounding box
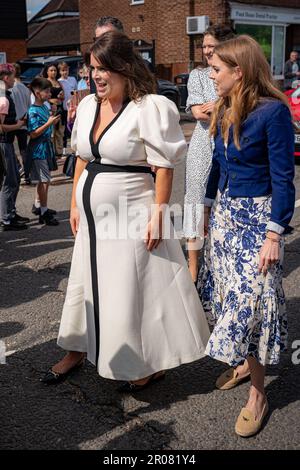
[0,58,89,230]
[0,16,296,439]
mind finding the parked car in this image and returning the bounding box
[18,55,84,86]
[18,55,181,109]
[174,73,189,110]
[285,86,300,158]
[157,78,180,109]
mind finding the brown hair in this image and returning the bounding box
[210,35,290,149]
[42,63,59,78]
[204,24,235,42]
[30,77,52,96]
[90,31,157,101]
[13,63,21,78]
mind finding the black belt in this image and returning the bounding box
[86,160,156,179]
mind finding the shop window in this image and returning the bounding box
[0,52,6,64]
[235,24,272,64]
[235,23,285,79]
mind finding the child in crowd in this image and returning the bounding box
[58,62,77,156]
[28,77,60,226]
[77,64,90,91]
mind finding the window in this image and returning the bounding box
[235,23,286,79]
[0,52,7,64]
[272,26,285,77]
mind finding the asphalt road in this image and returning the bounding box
[0,140,299,450]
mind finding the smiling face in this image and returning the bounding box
[209,53,242,98]
[90,53,126,101]
[290,51,298,63]
[202,34,219,65]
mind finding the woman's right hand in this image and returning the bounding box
[70,206,80,237]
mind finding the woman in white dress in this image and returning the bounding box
[183,25,235,283]
[42,31,210,390]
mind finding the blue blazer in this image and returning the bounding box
[205,99,295,233]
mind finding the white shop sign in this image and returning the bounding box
[230,2,300,24]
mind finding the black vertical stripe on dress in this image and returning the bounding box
[82,171,100,367]
[83,97,131,368]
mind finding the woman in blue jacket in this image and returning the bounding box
[198,35,295,437]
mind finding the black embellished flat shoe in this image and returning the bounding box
[117,371,166,393]
[32,205,57,216]
[40,357,85,385]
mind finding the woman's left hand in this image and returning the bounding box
[144,210,163,251]
[258,233,281,275]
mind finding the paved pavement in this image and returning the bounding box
[0,125,299,450]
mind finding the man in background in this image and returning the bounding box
[12,63,31,184]
[0,64,29,231]
[284,50,300,90]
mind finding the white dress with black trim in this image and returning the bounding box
[57,93,210,380]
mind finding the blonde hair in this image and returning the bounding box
[210,35,290,149]
[58,61,69,71]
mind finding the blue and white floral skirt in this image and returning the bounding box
[198,188,287,366]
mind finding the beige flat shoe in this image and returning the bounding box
[235,401,269,437]
[216,367,251,390]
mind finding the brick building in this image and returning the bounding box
[79,0,300,80]
[27,0,80,56]
[0,0,27,63]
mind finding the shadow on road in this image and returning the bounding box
[0,322,25,339]
[284,232,300,278]
[1,306,299,451]
[0,211,74,309]
[0,338,218,450]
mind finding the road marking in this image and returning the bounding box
[296,199,300,208]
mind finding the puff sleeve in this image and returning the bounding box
[185,68,204,113]
[139,94,187,169]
